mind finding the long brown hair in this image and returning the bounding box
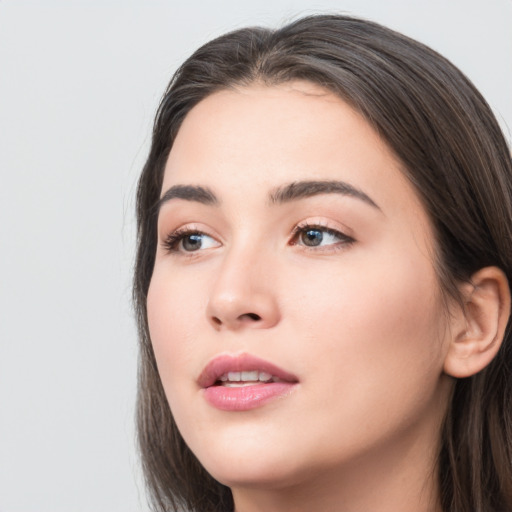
[133,15,512,512]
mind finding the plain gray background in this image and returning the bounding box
[0,1,510,511]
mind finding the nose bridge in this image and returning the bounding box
[206,235,280,330]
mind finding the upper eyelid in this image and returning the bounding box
[292,220,354,237]
[162,232,220,257]
[160,223,218,240]
[293,226,352,239]
[160,219,355,249]
[289,221,356,249]
[160,224,221,250]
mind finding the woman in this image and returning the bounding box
[133,14,512,512]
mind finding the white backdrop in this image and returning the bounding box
[0,1,510,511]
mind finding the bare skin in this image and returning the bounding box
[147,81,509,511]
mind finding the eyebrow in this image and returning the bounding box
[157,179,380,211]
[269,180,380,210]
[157,184,218,210]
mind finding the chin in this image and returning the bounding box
[187,431,320,491]
[205,457,309,490]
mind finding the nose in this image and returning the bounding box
[206,249,281,331]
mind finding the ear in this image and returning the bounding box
[444,266,511,378]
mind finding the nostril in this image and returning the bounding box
[209,312,261,327]
[243,313,261,321]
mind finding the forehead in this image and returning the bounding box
[162,81,427,224]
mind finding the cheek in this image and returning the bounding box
[295,254,438,320]
[146,267,208,392]
[286,250,448,402]
[279,255,450,462]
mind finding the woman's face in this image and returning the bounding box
[147,82,454,492]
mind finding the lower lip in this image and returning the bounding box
[202,382,296,411]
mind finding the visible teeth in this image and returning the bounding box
[218,370,276,384]
[241,370,258,381]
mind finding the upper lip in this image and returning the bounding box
[198,353,299,388]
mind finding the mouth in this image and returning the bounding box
[198,353,299,388]
[198,353,299,411]
[216,370,283,387]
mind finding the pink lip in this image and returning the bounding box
[198,353,299,411]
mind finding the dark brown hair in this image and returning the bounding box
[133,14,512,512]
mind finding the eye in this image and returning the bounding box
[291,224,354,248]
[163,229,220,253]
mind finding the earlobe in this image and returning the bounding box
[443,267,511,379]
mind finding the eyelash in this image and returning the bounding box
[161,223,355,254]
[162,227,211,253]
[290,222,355,250]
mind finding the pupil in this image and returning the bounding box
[183,234,202,251]
[302,229,323,246]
